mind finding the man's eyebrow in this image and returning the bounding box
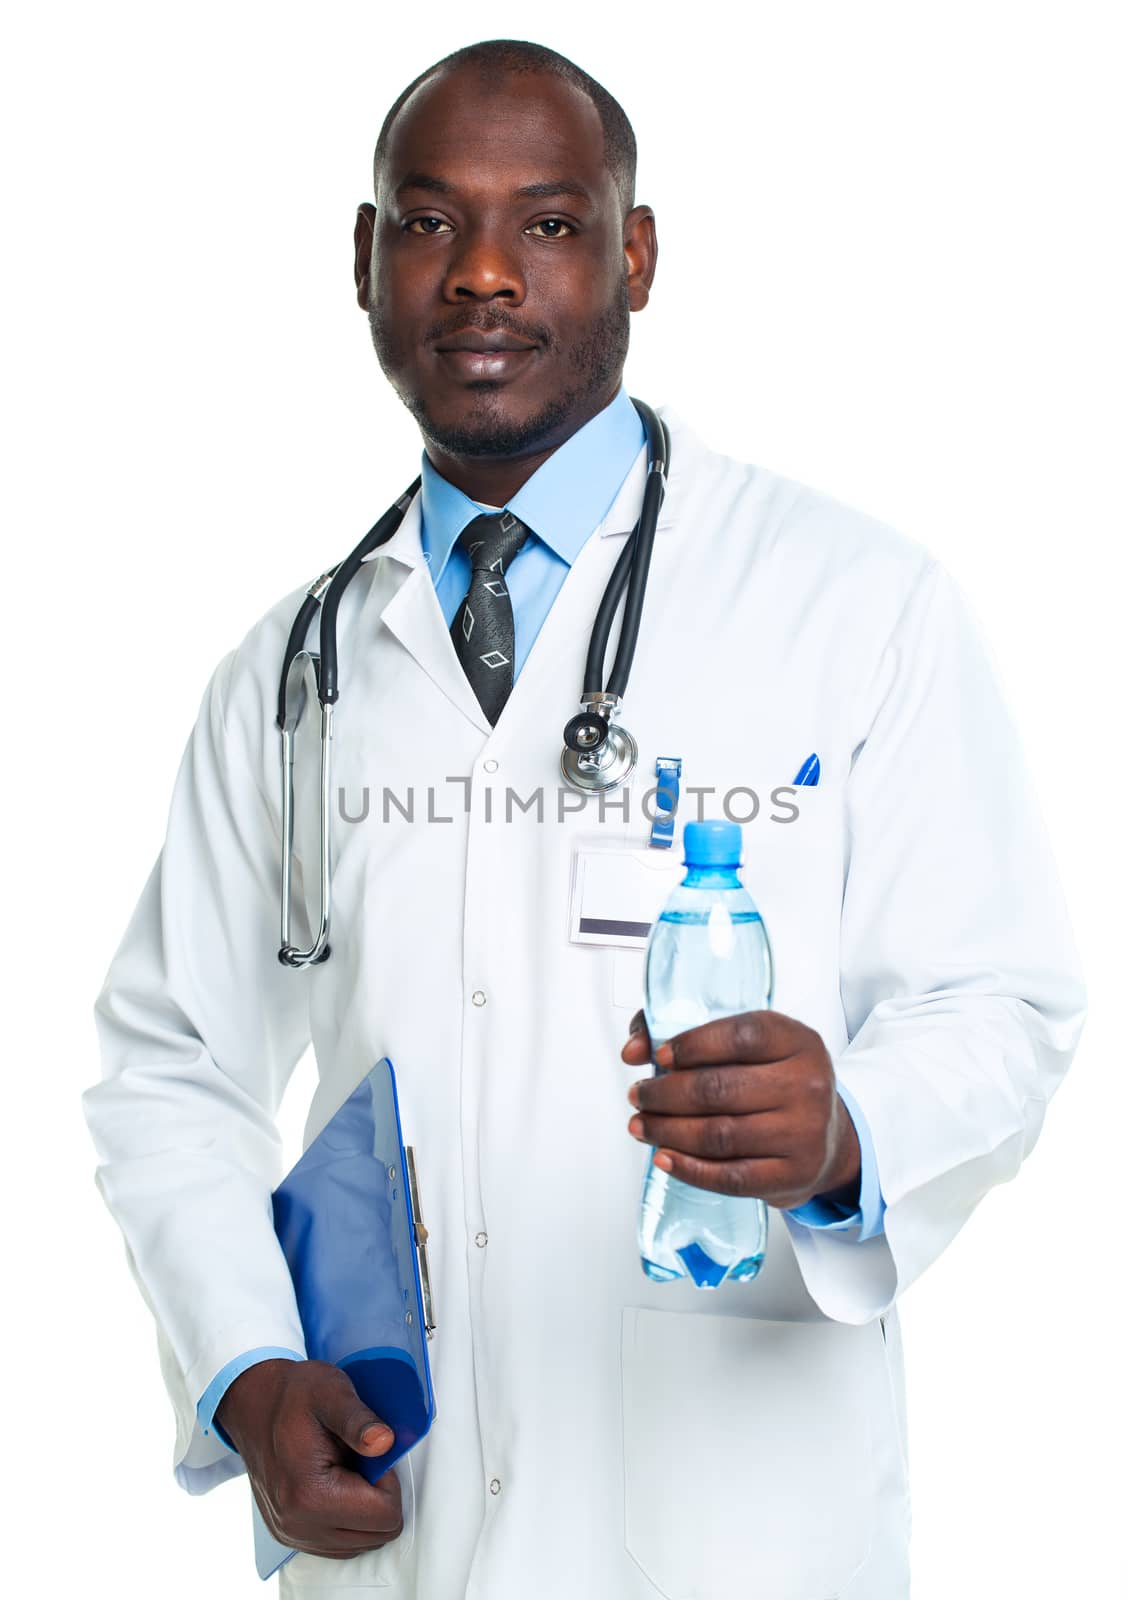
[394,172,456,198]
[511,179,594,203]
[393,173,595,205]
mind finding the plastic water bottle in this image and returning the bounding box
[638,820,774,1288]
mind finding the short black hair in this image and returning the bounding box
[373,38,637,216]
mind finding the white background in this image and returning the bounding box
[3,1,1125,1595]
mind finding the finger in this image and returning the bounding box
[330,1517,403,1547]
[316,1462,404,1537]
[659,1011,806,1070]
[263,1462,402,1558]
[327,1500,405,1547]
[629,1110,790,1162]
[620,1031,651,1065]
[650,1148,794,1198]
[290,1520,404,1560]
[620,1010,651,1064]
[302,1516,405,1557]
[629,1060,787,1117]
[312,1367,395,1457]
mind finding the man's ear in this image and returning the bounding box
[623,204,658,313]
[354,204,377,310]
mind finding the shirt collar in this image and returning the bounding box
[418,383,646,584]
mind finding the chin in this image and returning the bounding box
[412,384,574,460]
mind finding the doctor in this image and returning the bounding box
[85,36,1086,1600]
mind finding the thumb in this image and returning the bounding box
[316,1367,395,1457]
[621,1009,651,1062]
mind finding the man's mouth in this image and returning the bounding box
[433,330,539,382]
[434,330,538,353]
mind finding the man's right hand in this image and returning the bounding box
[215,1358,404,1561]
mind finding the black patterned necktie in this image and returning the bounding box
[450,510,532,726]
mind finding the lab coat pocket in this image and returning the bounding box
[620,1308,877,1600]
[280,1453,415,1593]
[613,946,646,1012]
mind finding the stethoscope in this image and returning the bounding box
[277,395,670,968]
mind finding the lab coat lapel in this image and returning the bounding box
[367,491,493,736]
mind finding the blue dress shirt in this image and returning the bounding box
[197,384,886,1451]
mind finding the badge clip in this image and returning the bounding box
[649,756,682,849]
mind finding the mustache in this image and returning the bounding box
[423,310,554,348]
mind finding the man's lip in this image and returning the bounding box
[434,332,538,352]
[435,347,537,380]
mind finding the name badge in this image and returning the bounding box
[568,840,685,950]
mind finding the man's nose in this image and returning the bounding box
[442,225,526,302]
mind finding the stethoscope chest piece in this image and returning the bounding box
[560,694,638,793]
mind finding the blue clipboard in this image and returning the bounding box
[251,1056,437,1579]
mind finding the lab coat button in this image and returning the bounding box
[475,1231,488,1247]
[489,1477,502,1495]
[471,990,487,1006]
[483,758,499,772]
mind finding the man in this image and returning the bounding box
[84,37,1086,1599]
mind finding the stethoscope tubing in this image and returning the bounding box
[277,399,667,726]
[584,400,669,697]
[276,397,669,967]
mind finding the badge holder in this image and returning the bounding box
[251,1056,436,1580]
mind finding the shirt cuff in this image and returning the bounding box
[196,1347,304,1454]
[784,1080,887,1241]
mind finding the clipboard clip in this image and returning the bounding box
[405,1145,437,1340]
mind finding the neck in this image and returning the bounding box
[421,384,619,504]
[423,442,557,506]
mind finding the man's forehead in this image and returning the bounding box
[382,66,607,192]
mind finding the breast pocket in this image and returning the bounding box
[279,1454,415,1594]
[612,946,646,1012]
[620,1308,880,1600]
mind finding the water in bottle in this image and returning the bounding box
[638,819,774,1288]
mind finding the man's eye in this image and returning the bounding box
[526,218,575,239]
[405,217,453,235]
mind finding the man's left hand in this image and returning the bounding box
[621,1010,861,1211]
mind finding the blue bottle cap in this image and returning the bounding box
[682,820,742,867]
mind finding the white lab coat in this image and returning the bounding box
[85,405,1086,1599]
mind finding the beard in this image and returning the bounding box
[368,276,631,457]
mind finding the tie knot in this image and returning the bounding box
[457,510,530,577]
